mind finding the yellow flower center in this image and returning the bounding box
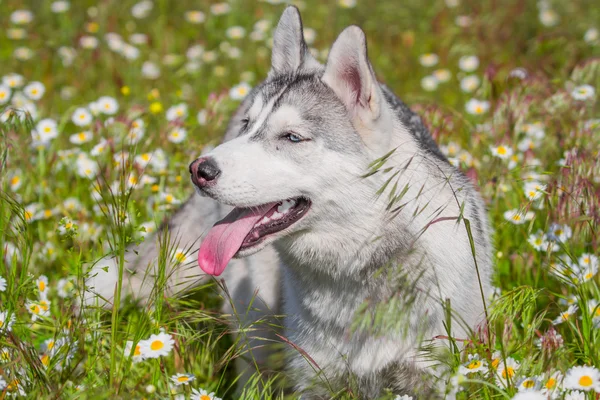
[78,132,87,141]
[30,304,40,314]
[562,312,570,320]
[40,301,49,311]
[177,376,189,382]
[0,93,6,99]
[545,377,556,389]
[522,379,535,388]
[491,358,500,369]
[468,360,481,369]
[497,147,506,155]
[502,367,515,379]
[555,229,563,236]
[151,184,159,192]
[475,105,483,114]
[31,89,38,95]
[175,252,186,262]
[44,127,51,133]
[41,354,50,366]
[200,396,210,400]
[583,257,590,264]
[44,210,52,218]
[39,281,46,291]
[134,345,141,356]
[585,272,593,280]
[10,176,20,185]
[165,194,174,203]
[150,340,164,351]
[79,114,86,119]
[24,210,33,220]
[579,375,593,387]
[512,215,522,221]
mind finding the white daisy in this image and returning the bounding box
[421,76,438,92]
[90,138,109,156]
[418,53,439,67]
[465,99,490,115]
[504,209,534,225]
[124,340,144,363]
[36,275,49,294]
[0,311,15,332]
[167,127,187,144]
[185,10,205,24]
[458,354,488,375]
[170,373,195,386]
[10,10,34,25]
[226,26,246,40]
[495,357,520,385]
[460,75,480,93]
[553,304,578,325]
[571,84,595,101]
[0,276,6,292]
[138,332,175,358]
[79,35,99,49]
[458,55,479,72]
[191,388,222,400]
[69,131,93,145]
[166,103,188,121]
[490,144,513,160]
[97,96,119,115]
[75,155,99,179]
[36,118,59,143]
[229,82,251,100]
[563,366,600,391]
[0,84,12,104]
[23,81,45,100]
[547,223,572,243]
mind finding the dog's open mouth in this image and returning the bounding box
[197,197,310,276]
[239,197,311,249]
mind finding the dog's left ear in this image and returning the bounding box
[269,6,320,77]
[322,26,381,121]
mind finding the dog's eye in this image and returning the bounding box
[241,117,250,129]
[284,133,303,143]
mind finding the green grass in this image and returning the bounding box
[0,0,599,398]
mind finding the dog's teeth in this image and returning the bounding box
[272,211,282,220]
[277,199,296,214]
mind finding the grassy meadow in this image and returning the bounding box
[1,0,600,398]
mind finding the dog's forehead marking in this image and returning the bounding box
[245,85,289,138]
[247,95,263,120]
[268,105,303,132]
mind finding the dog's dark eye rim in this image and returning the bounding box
[240,117,250,129]
[281,132,308,143]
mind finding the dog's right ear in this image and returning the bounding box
[269,6,320,77]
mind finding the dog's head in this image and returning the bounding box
[192,6,400,276]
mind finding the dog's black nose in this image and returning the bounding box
[189,157,221,187]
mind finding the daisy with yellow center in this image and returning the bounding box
[503,209,534,225]
[490,144,513,160]
[36,275,48,294]
[191,388,222,400]
[495,357,520,386]
[138,332,175,359]
[229,82,252,100]
[458,354,488,375]
[124,340,144,363]
[553,304,578,325]
[564,365,600,391]
[170,373,196,386]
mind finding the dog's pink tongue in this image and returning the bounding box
[198,203,276,276]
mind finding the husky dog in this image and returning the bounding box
[87,6,492,398]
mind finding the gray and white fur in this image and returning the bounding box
[86,6,492,399]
